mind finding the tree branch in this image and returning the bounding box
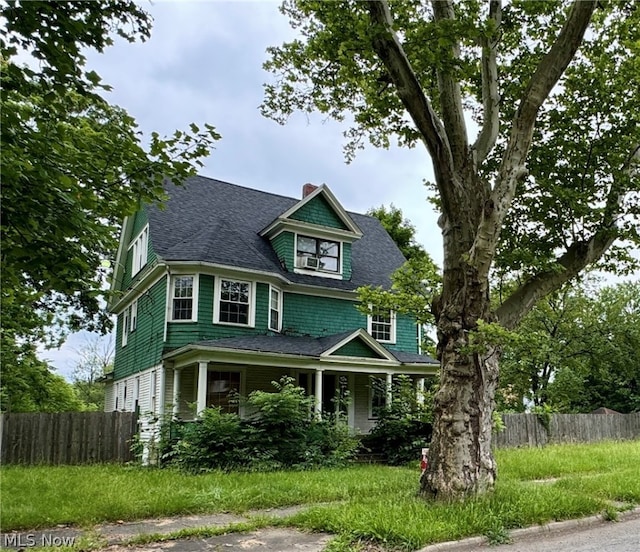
[368,0,458,213]
[431,0,469,169]
[469,0,597,278]
[496,144,639,330]
[473,0,501,167]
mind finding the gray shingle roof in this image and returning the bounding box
[147,176,407,291]
[188,332,438,365]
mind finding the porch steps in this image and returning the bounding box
[354,452,386,464]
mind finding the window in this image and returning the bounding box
[368,308,396,343]
[130,225,149,276]
[296,235,340,273]
[207,371,241,414]
[269,286,282,332]
[215,278,253,326]
[171,275,197,321]
[369,376,387,419]
[130,299,138,332]
[122,307,130,347]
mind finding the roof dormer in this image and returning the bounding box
[260,184,362,279]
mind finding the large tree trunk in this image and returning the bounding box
[420,260,500,499]
[421,345,499,499]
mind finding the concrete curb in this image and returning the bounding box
[415,506,640,552]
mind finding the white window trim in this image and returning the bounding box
[122,307,130,347]
[268,285,282,332]
[130,299,138,333]
[213,277,256,327]
[293,233,343,279]
[170,274,199,322]
[367,309,396,344]
[129,225,149,277]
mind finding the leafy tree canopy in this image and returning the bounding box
[1,1,219,411]
[0,1,219,356]
[0,339,84,413]
[499,281,640,413]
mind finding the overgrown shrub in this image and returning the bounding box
[361,375,433,465]
[243,378,314,468]
[171,407,247,472]
[169,377,358,472]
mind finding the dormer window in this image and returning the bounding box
[296,235,340,273]
[130,225,149,276]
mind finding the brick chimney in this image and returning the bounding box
[302,183,318,198]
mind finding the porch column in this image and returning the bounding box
[197,361,208,415]
[416,377,425,405]
[172,369,181,417]
[315,369,324,418]
[386,372,393,405]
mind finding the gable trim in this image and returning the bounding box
[321,329,397,361]
[260,184,363,239]
[261,218,361,243]
[108,215,133,308]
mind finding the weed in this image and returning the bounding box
[484,525,512,545]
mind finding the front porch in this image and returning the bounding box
[162,329,439,434]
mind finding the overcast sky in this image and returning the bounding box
[44,1,440,379]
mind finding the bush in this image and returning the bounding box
[361,375,433,465]
[244,378,314,468]
[169,377,358,472]
[171,407,247,472]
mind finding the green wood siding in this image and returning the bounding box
[290,195,347,229]
[282,293,417,353]
[121,208,158,291]
[332,338,383,358]
[114,277,167,379]
[394,314,419,352]
[282,293,364,337]
[271,232,295,271]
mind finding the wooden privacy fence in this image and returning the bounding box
[493,412,640,448]
[0,411,138,465]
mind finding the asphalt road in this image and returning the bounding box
[420,511,640,552]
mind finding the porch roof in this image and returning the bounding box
[163,330,439,369]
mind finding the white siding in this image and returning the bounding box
[104,381,115,412]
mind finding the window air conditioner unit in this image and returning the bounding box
[300,256,320,270]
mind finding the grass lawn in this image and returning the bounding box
[2,440,639,550]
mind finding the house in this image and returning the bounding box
[105,176,438,447]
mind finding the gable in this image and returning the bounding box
[322,328,397,361]
[289,194,349,230]
[330,337,387,359]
